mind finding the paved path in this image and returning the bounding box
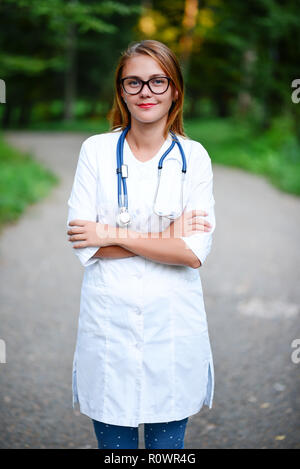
[0,131,300,449]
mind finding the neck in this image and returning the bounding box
[126,119,168,151]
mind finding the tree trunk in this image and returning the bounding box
[18,100,32,128]
[1,101,11,128]
[179,0,199,82]
[237,48,257,117]
[215,94,231,118]
[63,22,77,121]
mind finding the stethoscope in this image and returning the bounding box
[116,124,187,227]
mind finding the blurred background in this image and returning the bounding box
[0,0,299,449]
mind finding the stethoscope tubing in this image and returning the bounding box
[116,124,187,218]
[116,125,130,209]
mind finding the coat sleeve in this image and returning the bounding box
[180,144,216,267]
[67,138,100,267]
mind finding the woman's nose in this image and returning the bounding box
[140,85,152,97]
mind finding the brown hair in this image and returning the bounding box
[107,40,187,140]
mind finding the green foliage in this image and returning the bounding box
[0,0,142,127]
[185,116,300,196]
[0,135,59,227]
[0,0,299,197]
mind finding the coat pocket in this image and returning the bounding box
[78,283,108,336]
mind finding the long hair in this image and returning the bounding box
[107,40,187,140]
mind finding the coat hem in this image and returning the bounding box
[72,355,215,426]
[72,399,212,428]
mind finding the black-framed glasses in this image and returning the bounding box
[120,76,173,95]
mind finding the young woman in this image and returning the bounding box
[66,40,216,450]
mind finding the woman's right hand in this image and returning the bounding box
[168,209,212,238]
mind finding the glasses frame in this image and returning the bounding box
[120,75,173,95]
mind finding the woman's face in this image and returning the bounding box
[120,54,178,126]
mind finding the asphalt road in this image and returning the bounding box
[0,131,299,449]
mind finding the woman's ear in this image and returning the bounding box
[173,88,179,103]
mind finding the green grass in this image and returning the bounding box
[0,134,59,230]
[185,116,300,196]
[0,115,298,231]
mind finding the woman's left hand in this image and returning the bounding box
[67,220,120,248]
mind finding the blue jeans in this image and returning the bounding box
[92,417,189,449]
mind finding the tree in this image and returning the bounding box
[0,0,141,126]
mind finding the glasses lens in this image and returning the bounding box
[122,77,169,94]
[149,77,169,93]
[123,78,142,94]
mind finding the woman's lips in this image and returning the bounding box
[138,104,157,108]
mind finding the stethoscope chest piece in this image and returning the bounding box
[116,207,131,227]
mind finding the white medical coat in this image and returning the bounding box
[67,128,216,427]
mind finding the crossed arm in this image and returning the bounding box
[91,229,201,268]
[67,213,208,268]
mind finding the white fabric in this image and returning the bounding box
[153,155,183,219]
[67,129,216,427]
[67,142,100,267]
[179,143,216,266]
